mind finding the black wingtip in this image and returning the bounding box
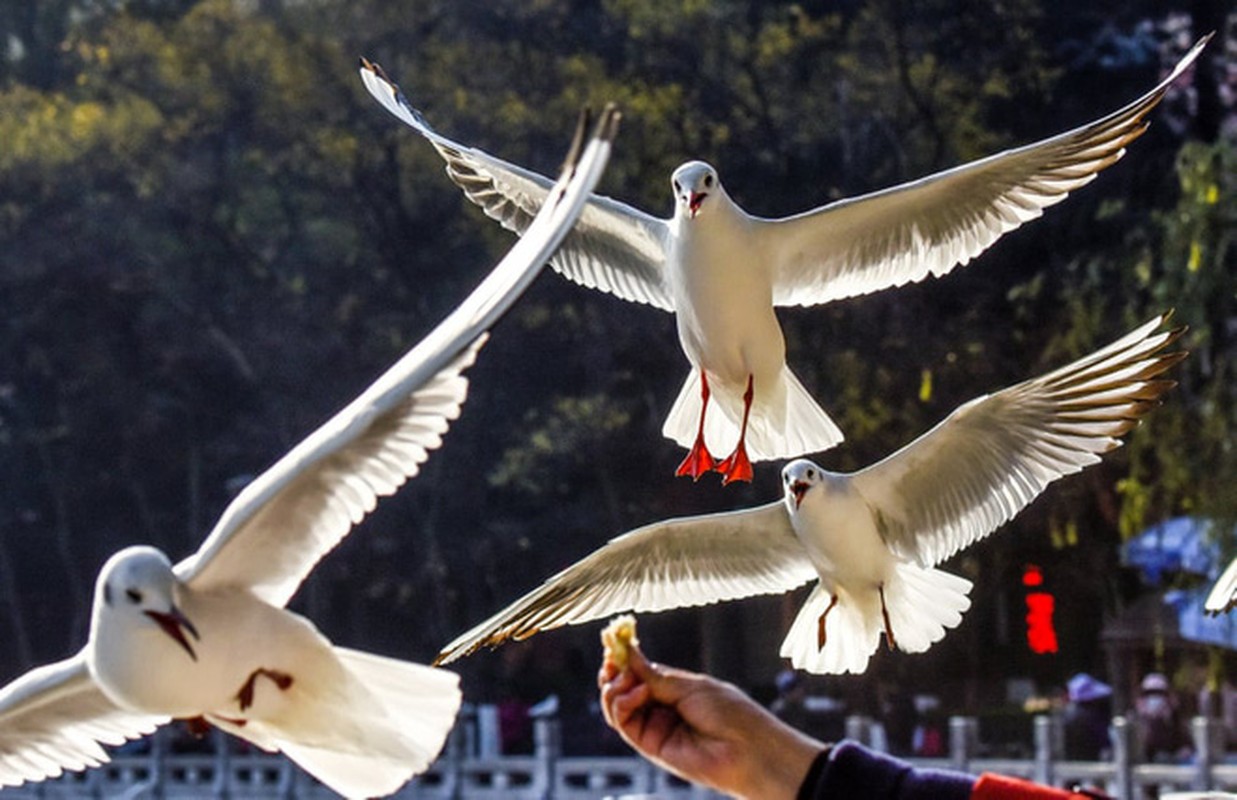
[595,102,622,143]
[359,56,394,85]
[561,106,594,175]
[557,103,622,179]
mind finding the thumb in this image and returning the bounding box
[626,640,695,707]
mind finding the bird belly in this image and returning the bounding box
[670,236,784,391]
[794,493,891,593]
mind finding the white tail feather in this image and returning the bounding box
[279,740,425,800]
[780,585,880,675]
[882,564,972,654]
[662,367,843,461]
[229,650,461,798]
[335,648,461,761]
[781,566,971,675]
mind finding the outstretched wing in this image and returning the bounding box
[435,500,816,664]
[359,59,673,310]
[177,107,621,606]
[851,313,1184,567]
[1206,557,1237,616]
[768,37,1209,307]
[0,653,164,788]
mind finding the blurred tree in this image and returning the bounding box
[0,0,1230,720]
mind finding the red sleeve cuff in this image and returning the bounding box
[972,773,1104,800]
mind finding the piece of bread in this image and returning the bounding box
[601,614,639,670]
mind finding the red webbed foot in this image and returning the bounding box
[676,437,717,480]
[717,444,753,484]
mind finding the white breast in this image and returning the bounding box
[790,480,893,590]
[668,213,784,389]
[89,589,326,720]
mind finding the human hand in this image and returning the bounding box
[598,639,822,800]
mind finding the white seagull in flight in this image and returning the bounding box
[0,105,619,798]
[359,37,1207,485]
[434,314,1183,674]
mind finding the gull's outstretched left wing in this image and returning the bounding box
[1206,557,1237,616]
[768,37,1209,307]
[851,314,1184,568]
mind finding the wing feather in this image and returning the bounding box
[769,37,1209,307]
[434,501,815,664]
[0,655,164,788]
[177,107,621,605]
[359,60,673,310]
[1206,558,1237,616]
[851,313,1185,567]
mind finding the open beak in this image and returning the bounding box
[145,606,200,662]
[790,481,809,511]
[688,192,707,217]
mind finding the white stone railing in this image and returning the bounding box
[4,713,1237,798]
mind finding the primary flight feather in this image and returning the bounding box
[360,37,1207,484]
[1205,557,1237,616]
[436,314,1183,675]
[0,104,620,798]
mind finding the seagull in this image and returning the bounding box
[359,37,1208,484]
[434,314,1184,674]
[0,104,620,797]
[1205,558,1237,616]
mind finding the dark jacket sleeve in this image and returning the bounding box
[796,741,974,800]
[795,741,1112,800]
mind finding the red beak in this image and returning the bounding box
[689,192,707,217]
[790,481,809,510]
[145,606,200,661]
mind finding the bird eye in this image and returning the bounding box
[806,469,815,479]
[704,174,714,188]
[125,588,143,605]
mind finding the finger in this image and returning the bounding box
[626,639,656,681]
[598,658,618,688]
[612,682,652,729]
[626,642,696,704]
[600,667,640,727]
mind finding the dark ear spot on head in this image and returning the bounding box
[103,583,113,607]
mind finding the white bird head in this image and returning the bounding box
[671,160,720,219]
[782,458,826,512]
[92,546,200,662]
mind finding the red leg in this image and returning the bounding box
[816,594,840,650]
[236,668,295,711]
[879,585,897,651]
[675,370,716,480]
[183,716,212,738]
[717,375,755,484]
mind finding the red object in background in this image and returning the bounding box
[1023,564,1059,654]
[973,771,1108,798]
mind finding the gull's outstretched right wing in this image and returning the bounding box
[0,653,165,788]
[178,106,621,607]
[435,500,816,664]
[359,59,673,310]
